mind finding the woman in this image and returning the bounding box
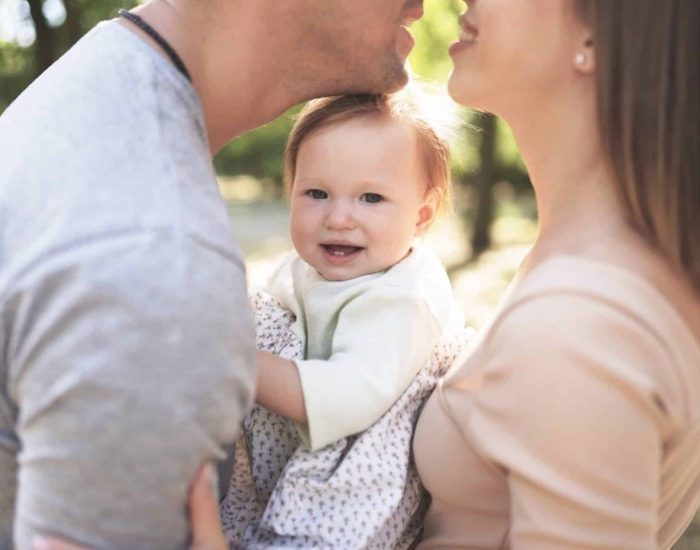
[184,3,700,546]
[412,0,700,547]
[37,0,700,548]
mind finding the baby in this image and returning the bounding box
[222,88,469,548]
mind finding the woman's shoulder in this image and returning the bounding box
[505,254,698,342]
[482,254,700,424]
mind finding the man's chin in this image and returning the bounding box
[384,59,410,92]
[309,55,409,99]
[369,55,410,93]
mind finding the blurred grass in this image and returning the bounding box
[222,177,700,547]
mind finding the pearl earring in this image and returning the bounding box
[575,52,586,66]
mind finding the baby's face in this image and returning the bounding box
[289,115,435,281]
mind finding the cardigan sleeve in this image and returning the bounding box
[463,291,674,549]
[295,284,441,450]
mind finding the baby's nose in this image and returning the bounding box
[324,201,356,229]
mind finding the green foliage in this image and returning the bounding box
[408,0,529,192]
[0,41,29,73]
[214,106,299,182]
[72,0,139,30]
[495,118,529,191]
[408,0,463,82]
[0,0,139,109]
[0,42,33,110]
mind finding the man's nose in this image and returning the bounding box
[324,200,356,230]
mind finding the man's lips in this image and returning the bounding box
[397,26,416,58]
[397,1,422,58]
[401,4,424,27]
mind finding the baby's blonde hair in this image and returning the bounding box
[284,84,454,211]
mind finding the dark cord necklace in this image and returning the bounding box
[118,9,192,83]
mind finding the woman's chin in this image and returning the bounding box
[447,76,478,108]
[447,73,496,113]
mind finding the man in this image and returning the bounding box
[0,0,423,547]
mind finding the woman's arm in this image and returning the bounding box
[470,293,670,549]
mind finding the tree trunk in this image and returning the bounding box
[471,114,498,255]
[27,0,55,76]
[63,0,83,45]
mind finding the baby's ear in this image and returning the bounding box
[416,189,439,235]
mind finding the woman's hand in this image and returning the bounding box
[32,463,227,550]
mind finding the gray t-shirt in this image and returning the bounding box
[0,21,256,549]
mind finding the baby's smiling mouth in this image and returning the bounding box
[321,244,364,257]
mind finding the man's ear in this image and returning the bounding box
[416,189,439,235]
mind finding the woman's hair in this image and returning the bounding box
[284,85,454,211]
[574,0,700,291]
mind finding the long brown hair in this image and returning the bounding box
[575,0,700,291]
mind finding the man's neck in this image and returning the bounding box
[127,0,300,153]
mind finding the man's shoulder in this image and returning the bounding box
[0,18,225,287]
[0,19,203,164]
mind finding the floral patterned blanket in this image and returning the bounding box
[221,291,473,549]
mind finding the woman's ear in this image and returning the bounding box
[574,34,596,74]
[416,189,439,235]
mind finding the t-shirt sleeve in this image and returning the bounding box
[295,285,441,451]
[6,232,256,549]
[465,293,672,550]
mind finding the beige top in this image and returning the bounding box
[414,256,700,549]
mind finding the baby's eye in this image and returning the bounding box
[361,193,384,204]
[306,189,328,199]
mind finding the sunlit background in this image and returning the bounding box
[0,0,698,545]
[0,0,539,327]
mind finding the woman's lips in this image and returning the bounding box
[449,18,478,56]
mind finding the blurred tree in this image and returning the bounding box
[0,41,32,108]
[26,0,54,75]
[471,113,496,253]
[213,108,298,185]
[0,0,137,108]
[63,0,83,46]
[410,0,530,257]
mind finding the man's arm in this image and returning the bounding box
[8,232,256,549]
